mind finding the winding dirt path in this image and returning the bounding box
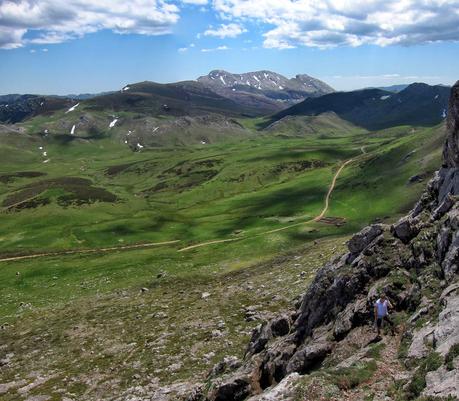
[0,240,180,263]
[179,146,366,250]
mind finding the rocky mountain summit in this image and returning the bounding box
[197,70,334,113]
[187,82,459,400]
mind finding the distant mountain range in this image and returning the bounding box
[271,83,450,130]
[0,73,451,131]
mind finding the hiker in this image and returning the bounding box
[374,293,395,335]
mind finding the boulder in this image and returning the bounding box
[347,224,384,255]
[333,298,369,340]
[208,376,252,401]
[391,216,420,244]
[285,341,332,374]
[270,315,291,338]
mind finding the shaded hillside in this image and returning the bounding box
[85,80,263,117]
[0,95,73,124]
[272,83,450,130]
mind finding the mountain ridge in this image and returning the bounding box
[271,82,451,130]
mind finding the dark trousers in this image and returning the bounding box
[376,315,395,333]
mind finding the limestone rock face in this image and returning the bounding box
[443,81,459,168]
[423,364,459,398]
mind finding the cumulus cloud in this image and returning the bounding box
[212,0,459,49]
[201,45,229,52]
[204,23,247,38]
[0,0,180,49]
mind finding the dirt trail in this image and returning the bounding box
[342,332,407,401]
[249,148,364,237]
[177,238,241,252]
[0,240,180,263]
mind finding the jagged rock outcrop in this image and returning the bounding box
[187,82,459,401]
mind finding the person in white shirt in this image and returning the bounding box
[374,293,395,336]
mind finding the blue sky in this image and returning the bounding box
[1,0,458,95]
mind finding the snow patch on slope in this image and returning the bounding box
[66,103,80,113]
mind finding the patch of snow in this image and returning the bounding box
[124,140,128,144]
[40,102,44,106]
[136,143,144,149]
[122,86,130,91]
[43,159,50,163]
[152,127,159,133]
[232,88,236,91]
[66,103,79,113]
[38,146,43,150]
[398,98,402,103]
[109,118,118,128]
[70,125,76,135]
[42,151,47,157]
[219,76,226,85]
[278,85,284,90]
[44,129,49,134]
[246,80,251,86]
[380,95,391,100]
[434,94,439,100]
[127,130,132,136]
[442,109,447,118]
[253,75,260,82]
[264,73,269,79]
[201,140,207,145]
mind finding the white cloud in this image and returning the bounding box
[212,0,459,49]
[201,45,229,52]
[178,47,188,52]
[181,0,208,4]
[0,0,180,49]
[203,23,247,38]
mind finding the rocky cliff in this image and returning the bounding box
[187,82,459,401]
